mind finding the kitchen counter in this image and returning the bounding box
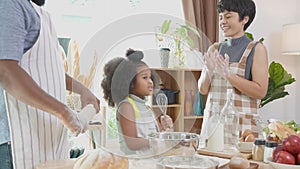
[35,154,272,169]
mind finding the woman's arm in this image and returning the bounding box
[198,46,216,95]
[117,102,150,151]
[225,43,269,99]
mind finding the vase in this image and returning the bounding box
[160,48,170,68]
[172,48,185,68]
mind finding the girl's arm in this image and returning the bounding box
[117,102,150,151]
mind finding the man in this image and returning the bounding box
[0,0,100,168]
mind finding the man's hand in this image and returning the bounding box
[61,108,83,136]
[78,104,96,132]
[80,90,100,113]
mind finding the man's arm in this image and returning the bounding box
[65,73,100,113]
[0,60,82,134]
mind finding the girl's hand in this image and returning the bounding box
[160,115,174,131]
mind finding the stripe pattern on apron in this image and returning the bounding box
[4,3,68,169]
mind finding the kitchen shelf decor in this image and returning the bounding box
[151,68,206,133]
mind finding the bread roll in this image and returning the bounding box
[73,149,129,169]
[228,156,250,169]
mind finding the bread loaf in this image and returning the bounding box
[268,121,300,139]
[73,149,129,169]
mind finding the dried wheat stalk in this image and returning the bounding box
[72,41,80,79]
[85,50,98,89]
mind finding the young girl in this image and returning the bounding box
[101,49,173,154]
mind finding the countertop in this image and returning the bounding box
[35,154,272,169]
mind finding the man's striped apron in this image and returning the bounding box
[5,3,69,169]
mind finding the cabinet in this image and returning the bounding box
[151,68,206,133]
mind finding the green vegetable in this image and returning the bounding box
[284,120,300,132]
[260,62,296,107]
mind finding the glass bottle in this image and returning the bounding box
[221,88,239,150]
[206,103,224,151]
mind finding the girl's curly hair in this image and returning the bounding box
[101,49,159,107]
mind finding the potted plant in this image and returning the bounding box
[156,20,201,67]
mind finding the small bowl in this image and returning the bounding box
[268,157,300,169]
[236,142,253,153]
[148,132,200,156]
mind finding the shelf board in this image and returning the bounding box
[152,104,181,108]
[151,67,202,72]
[184,116,203,120]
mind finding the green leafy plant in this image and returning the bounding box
[157,20,201,66]
[260,61,296,107]
[245,32,296,108]
[245,32,264,43]
[107,107,119,139]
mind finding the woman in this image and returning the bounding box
[198,0,268,144]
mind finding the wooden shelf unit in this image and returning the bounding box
[151,68,205,133]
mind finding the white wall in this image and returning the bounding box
[249,0,300,122]
[45,0,300,123]
[45,0,184,49]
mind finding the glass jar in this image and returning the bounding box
[263,141,278,163]
[252,139,266,161]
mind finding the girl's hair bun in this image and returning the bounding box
[126,48,144,61]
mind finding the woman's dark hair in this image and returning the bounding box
[101,49,159,107]
[31,0,45,6]
[217,0,256,31]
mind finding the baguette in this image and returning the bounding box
[268,121,300,139]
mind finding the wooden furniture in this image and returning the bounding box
[151,68,205,133]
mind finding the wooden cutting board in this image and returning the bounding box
[197,148,252,159]
[220,162,259,169]
[35,159,75,169]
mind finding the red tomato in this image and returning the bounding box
[275,151,296,165]
[283,135,300,155]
